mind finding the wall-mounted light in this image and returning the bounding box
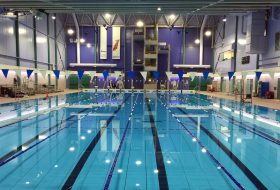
[67,28,74,35]
[136,20,144,27]
[205,30,211,37]
[194,39,200,44]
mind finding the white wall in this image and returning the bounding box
[0,13,67,90]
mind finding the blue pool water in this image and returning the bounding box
[0,92,280,189]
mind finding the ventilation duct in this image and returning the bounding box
[245,12,267,54]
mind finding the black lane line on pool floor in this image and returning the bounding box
[187,95,280,145]
[0,108,88,166]
[0,93,107,165]
[62,95,131,190]
[103,93,139,190]
[145,98,169,190]
[177,107,268,190]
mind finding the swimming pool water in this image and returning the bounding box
[0,92,280,189]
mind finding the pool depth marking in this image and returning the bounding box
[145,98,169,190]
[103,94,139,190]
[62,94,131,190]
[177,107,268,190]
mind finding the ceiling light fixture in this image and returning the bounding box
[169,14,175,20]
[52,15,56,20]
[105,13,111,19]
[136,20,144,27]
[157,7,161,11]
[67,28,74,35]
[205,30,212,37]
[80,38,85,43]
[194,39,200,44]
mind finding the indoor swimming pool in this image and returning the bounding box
[0,91,280,190]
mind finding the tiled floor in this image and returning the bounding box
[0,89,80,104]
[198,91,280,110]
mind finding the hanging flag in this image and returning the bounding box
[140,71,147,81]
[88,71,96,79]
[165,72,173,81]
[203,71,209,80]
[114,71,122,78]
[177,71,184,81]
[1,69,9,78]
[15,69,21,78]
[39,70,47,79]
[53,70,60,79]
[128,71,135,79]
[65,70,72,78]
[268,71,274,77]
[189,72,196,81]
[27,69,33,79]
[103,70,109,80]
[228,72,235,80]
[256,71,262,80]
[77,69,84,80]
[153,71,159,80]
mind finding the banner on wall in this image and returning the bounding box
[140,71,147,81]
[165,72,173,81]
[1,69,9,78]
[112,26,121,59]
[100,26,107,59]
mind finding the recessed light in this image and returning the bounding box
[87,130,92,134]
[105,159,110,164]
[67,28,74,35]
[69,147,75,152]
[80,136,86,140]
[166,160,171,164]
[136,183,140,187]
[135,160,142,165]
[157,7,161,11]
[117,169,123,173]
[201,147,207,153]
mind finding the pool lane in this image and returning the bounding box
[62,94,131,189]
[164,93,280,190]
[0,93,105,165]
[0,93,128,189]
[145,97,169,190]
